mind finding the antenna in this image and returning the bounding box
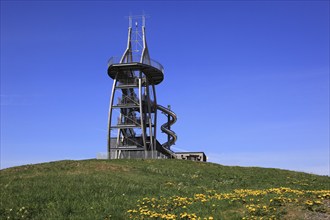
[122,14,151,60]
[125,14,150,27]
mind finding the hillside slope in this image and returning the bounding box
[1,159,329,219]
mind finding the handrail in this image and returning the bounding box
[108,56,164,73]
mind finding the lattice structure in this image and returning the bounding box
[107,16,177,159]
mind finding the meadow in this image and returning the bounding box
[1,159,329,219]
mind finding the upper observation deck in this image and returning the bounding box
[107,56,164,85]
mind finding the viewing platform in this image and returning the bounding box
[107,56,164,85]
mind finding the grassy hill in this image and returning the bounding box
[1,159,329,219]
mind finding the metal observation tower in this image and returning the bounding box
[107,16,177,159]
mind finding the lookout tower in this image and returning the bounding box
[107,15,177,159]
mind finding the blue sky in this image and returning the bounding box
[1,1,329,175]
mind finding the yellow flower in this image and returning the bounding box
[305,200,313,206]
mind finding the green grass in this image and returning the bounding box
[0,159,329,219]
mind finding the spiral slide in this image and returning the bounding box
[156,105,177,158]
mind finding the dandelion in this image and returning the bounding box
[126,187,330,220]
[305,200,313,206]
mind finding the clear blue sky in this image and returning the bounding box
[1,1,329,175]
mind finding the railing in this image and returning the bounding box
[108,55,164,73]
[117,116,141,126]
[117,96,139,105]
[117,78,138,85]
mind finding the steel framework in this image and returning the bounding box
[107,16,177,159]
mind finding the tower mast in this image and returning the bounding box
[107,15,177,159]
